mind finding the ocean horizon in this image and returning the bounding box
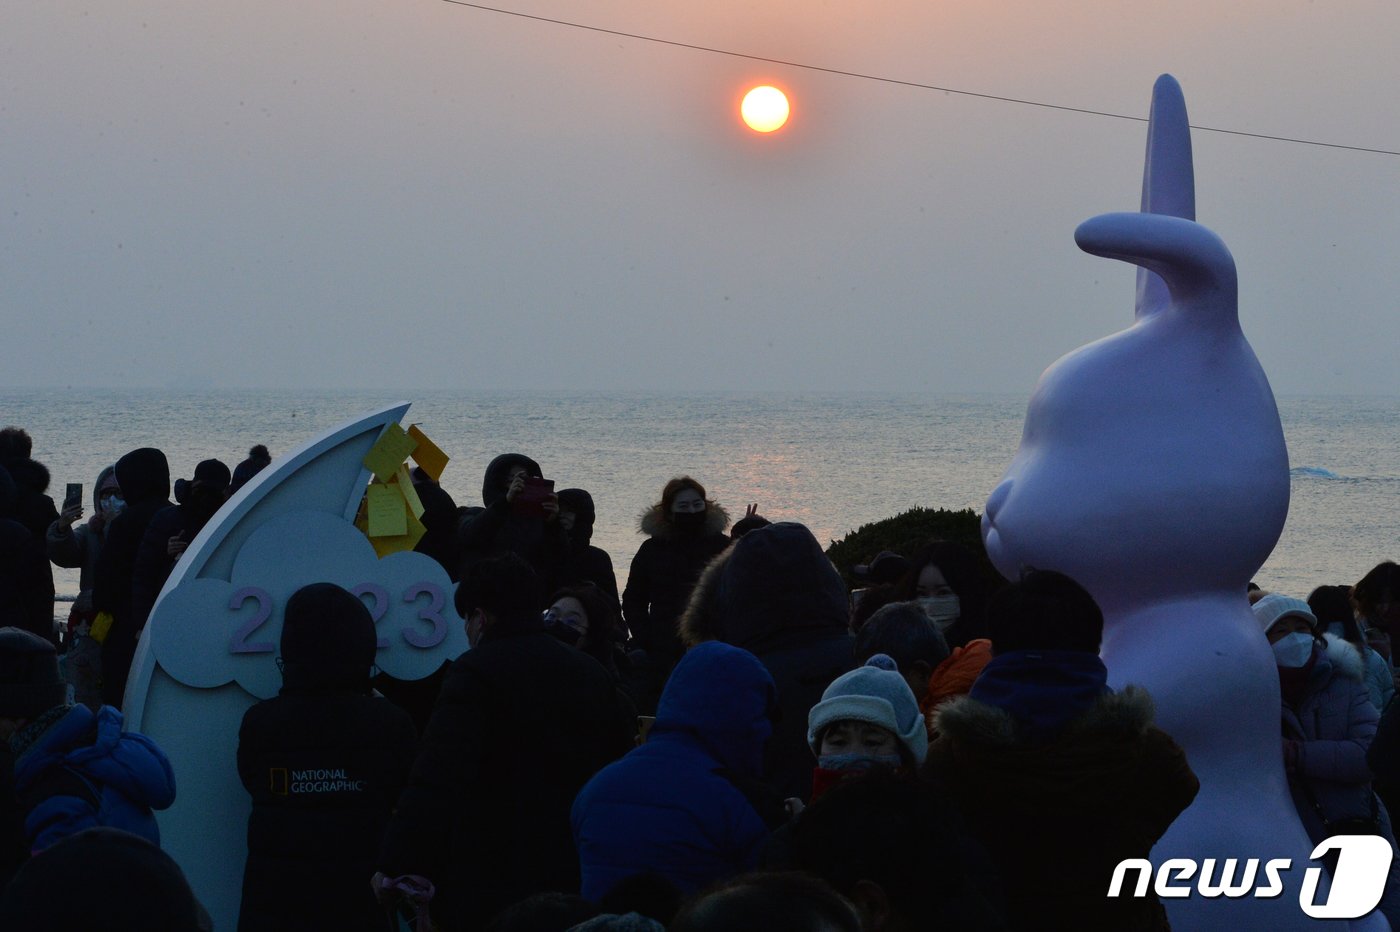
[5,387,1394,610]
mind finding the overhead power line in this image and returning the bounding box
[440,0,1400,158]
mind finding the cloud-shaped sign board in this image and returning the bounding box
[121,402,464,931]
[152,511,464,699]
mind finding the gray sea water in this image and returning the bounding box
[5,389,1395,611]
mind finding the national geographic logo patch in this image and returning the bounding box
[267,767,368,795]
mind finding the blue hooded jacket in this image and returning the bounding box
[571,641,776,902]
[12,705,176,852]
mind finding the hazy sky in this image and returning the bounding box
[5,0,1397,395]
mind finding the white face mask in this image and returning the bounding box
[919,595,961,630]
[1272,631,1316,669]
[100,495,125,518]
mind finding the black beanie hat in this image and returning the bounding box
[192,459,231,490]
[986,569,1104,655]
[279,583,377,692]
[0,627,67,719]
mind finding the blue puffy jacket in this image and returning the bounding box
[12,705,175,852]
[571,641,777,903]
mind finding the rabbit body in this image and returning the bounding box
[981,76,1381,929]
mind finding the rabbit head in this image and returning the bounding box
[982,75,1289,613]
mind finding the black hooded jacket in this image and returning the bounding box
[556,488,619,603]
[678,522,856,801]
[93,448,171,706]
[237,584,417,932]
[457,454,568,595]
[379,612,633,930]
[0,465,55,640]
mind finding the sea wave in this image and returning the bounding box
[1291,466,1341,480]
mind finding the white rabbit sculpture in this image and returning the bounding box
[982,75,1385,929]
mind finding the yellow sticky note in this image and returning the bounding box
[405,510,427,549]
[395,466,425,520]
[370,533,416,558]
[366,483,408,537]
[363,423,418,484]
[407,425,449,482]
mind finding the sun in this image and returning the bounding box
[741,86,790,134]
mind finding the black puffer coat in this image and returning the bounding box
[621,502,730,664]
[378,614,633,931]
[679,522,855,801]
[0,466,56,641]
[237,584,418,932]
[556,488,619,603]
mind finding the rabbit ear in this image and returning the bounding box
[1077,212,1237,330]
[1135,74,1196,321]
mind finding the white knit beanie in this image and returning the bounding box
[806,654,928,766]
[1252,594,1318,635]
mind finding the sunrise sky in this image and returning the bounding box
[4,0,1397,394]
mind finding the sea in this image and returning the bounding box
[5,388,1395,619]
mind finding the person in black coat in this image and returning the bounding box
[376,554,633,931]
[411,477,462,581]
[0,428,59,548]
[0,430,57,642]
[0,466,54,642]
[679,521,856,801]
[457,453,569,596]
[92,448,171,707]
[556,488,619,604]
[131,458,229,628]
[237,583,417,932]
[621,477,730,701]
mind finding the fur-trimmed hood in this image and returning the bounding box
[0,456,50,495]
[1317,632,1366,682]
[935,684,1158,748]
[637,500,729,540]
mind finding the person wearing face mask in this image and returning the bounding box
[893,542,997,730]
[1254,596,1388,835]
[46,466,122,707]
[545,584,625,676]
[622,477,730,709]
[803,654,928,804]
[556,488,620,605]
[1255,593,1400,926]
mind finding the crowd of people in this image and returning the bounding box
[1,426,1399,930]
